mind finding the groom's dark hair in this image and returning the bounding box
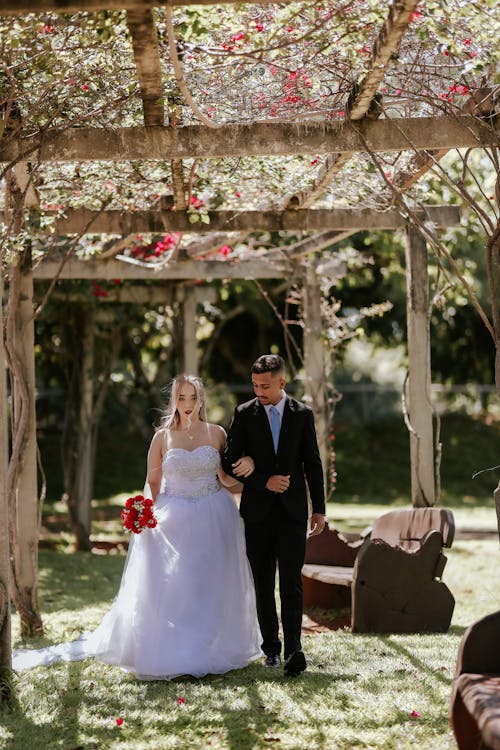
[251,354,285,376]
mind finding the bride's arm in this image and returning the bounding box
[213,424,254,491]
[217,465,243,491]
[147,431,164,502]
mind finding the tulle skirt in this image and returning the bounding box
[13,488,262,679]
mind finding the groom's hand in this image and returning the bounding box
[308,513,327,537]
[266,475,290,493]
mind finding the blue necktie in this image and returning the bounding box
[269,406,280,453]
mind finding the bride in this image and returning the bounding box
[13,374,262,679]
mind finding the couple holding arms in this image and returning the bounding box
[13,354,326,680]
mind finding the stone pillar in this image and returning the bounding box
[405,227,436,507]
[302,265,328,473]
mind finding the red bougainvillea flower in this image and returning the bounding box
[218,245,232,257]
[449,84,470,95]
[409,11,422,21]
[91,283,108,298]
[81,84,90,91]
[255,21,264,31]
[116,717,124,726]
[190,195,204,209]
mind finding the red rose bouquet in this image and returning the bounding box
[121,494,157,534]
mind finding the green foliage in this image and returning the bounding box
[333,414,500,503]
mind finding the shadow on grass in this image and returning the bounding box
[7,660,343,750]
[380,634,452,687]
[6,661,88,750]
[37,550,125,614]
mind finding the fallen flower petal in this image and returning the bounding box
[410,710,421,718]
[116,717,124,726]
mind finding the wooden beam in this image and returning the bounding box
[393,88,500,193]
[47,205,461,235]
[3,116,498,164]
[0,0,291,12]
[39,284,218,305]
[32,258,292,280]
[286,0,419,208]
[126,8,165,127]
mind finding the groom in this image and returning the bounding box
[223,354,326,677]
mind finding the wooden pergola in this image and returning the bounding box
[1,0,499,641]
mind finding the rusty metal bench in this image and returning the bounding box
[302,507,455,633]
[450,610,500,750]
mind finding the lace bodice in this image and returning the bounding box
[162,445,221,499]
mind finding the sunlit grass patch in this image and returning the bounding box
[4,510,499,750]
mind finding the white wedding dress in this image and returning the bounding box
[13,445,262,679]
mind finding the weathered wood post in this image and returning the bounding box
[10,253,43,634]
[405,227,436,507]
[175,284,200,376]
[302,264,329,473]
[0,274,12,688]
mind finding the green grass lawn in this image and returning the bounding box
[2,502,499,750]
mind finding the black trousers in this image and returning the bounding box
[244,508,307,659]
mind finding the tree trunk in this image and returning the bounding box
[0,273,13,701]
[405,227,436,507]
[66,308,94,551]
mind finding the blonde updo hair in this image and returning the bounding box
[161,374,207,431]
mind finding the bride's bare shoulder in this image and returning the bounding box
[205,422,226,446]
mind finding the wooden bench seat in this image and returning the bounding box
[301,563,354,587]
[450,610,500,750]
[302,507,455,633]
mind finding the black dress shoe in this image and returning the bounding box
[284,651,307,677]
[264,655,281,668]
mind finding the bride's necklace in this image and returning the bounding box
[180,421,199,440]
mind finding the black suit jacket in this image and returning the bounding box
[222,396,325,524]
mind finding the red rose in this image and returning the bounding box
[122,495,157,534]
